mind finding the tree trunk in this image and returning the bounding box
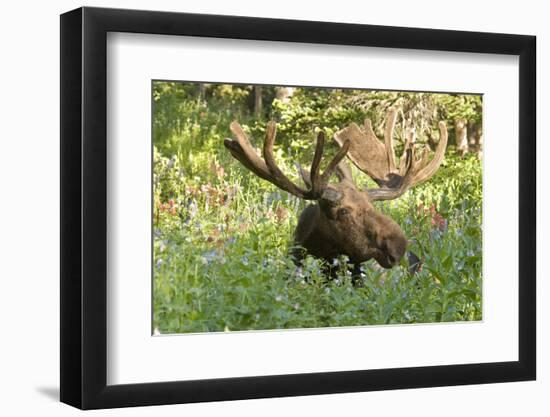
[198,83,206,99]
[476,126,483,158]
[468,121,483,158]
[254,85,263,118]
[455,118,469,156]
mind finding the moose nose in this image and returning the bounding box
[384,236,407,266]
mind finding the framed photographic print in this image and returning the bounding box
[60,6,536,409]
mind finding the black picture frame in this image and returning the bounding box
[60,6,536,410]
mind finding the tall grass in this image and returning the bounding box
[153,89,482,334]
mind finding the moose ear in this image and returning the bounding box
[320,188,342,205]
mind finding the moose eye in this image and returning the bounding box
[337,208,350,218]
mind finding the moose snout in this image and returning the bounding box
[376,235,408,268]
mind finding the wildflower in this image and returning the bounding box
[275,206,289,223]
[266,191,282,205]
[185,198,198,217]
[431,212,447,232]
[185,185,198,196]
[202,250,218,265]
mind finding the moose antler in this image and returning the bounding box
[224,121,350,200]
[334,109,448,201]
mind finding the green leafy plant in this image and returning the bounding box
[152,82,482,334]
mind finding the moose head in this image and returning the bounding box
[224,109,447,270]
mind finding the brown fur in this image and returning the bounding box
[224,115,447,271]
[292,177,408,269]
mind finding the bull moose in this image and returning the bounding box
[224,109,447,276]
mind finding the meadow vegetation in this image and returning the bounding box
[153,82,482,333]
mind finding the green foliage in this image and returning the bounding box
[436,93,483,123]
[269,89,481,149]
[152,81,483,334]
